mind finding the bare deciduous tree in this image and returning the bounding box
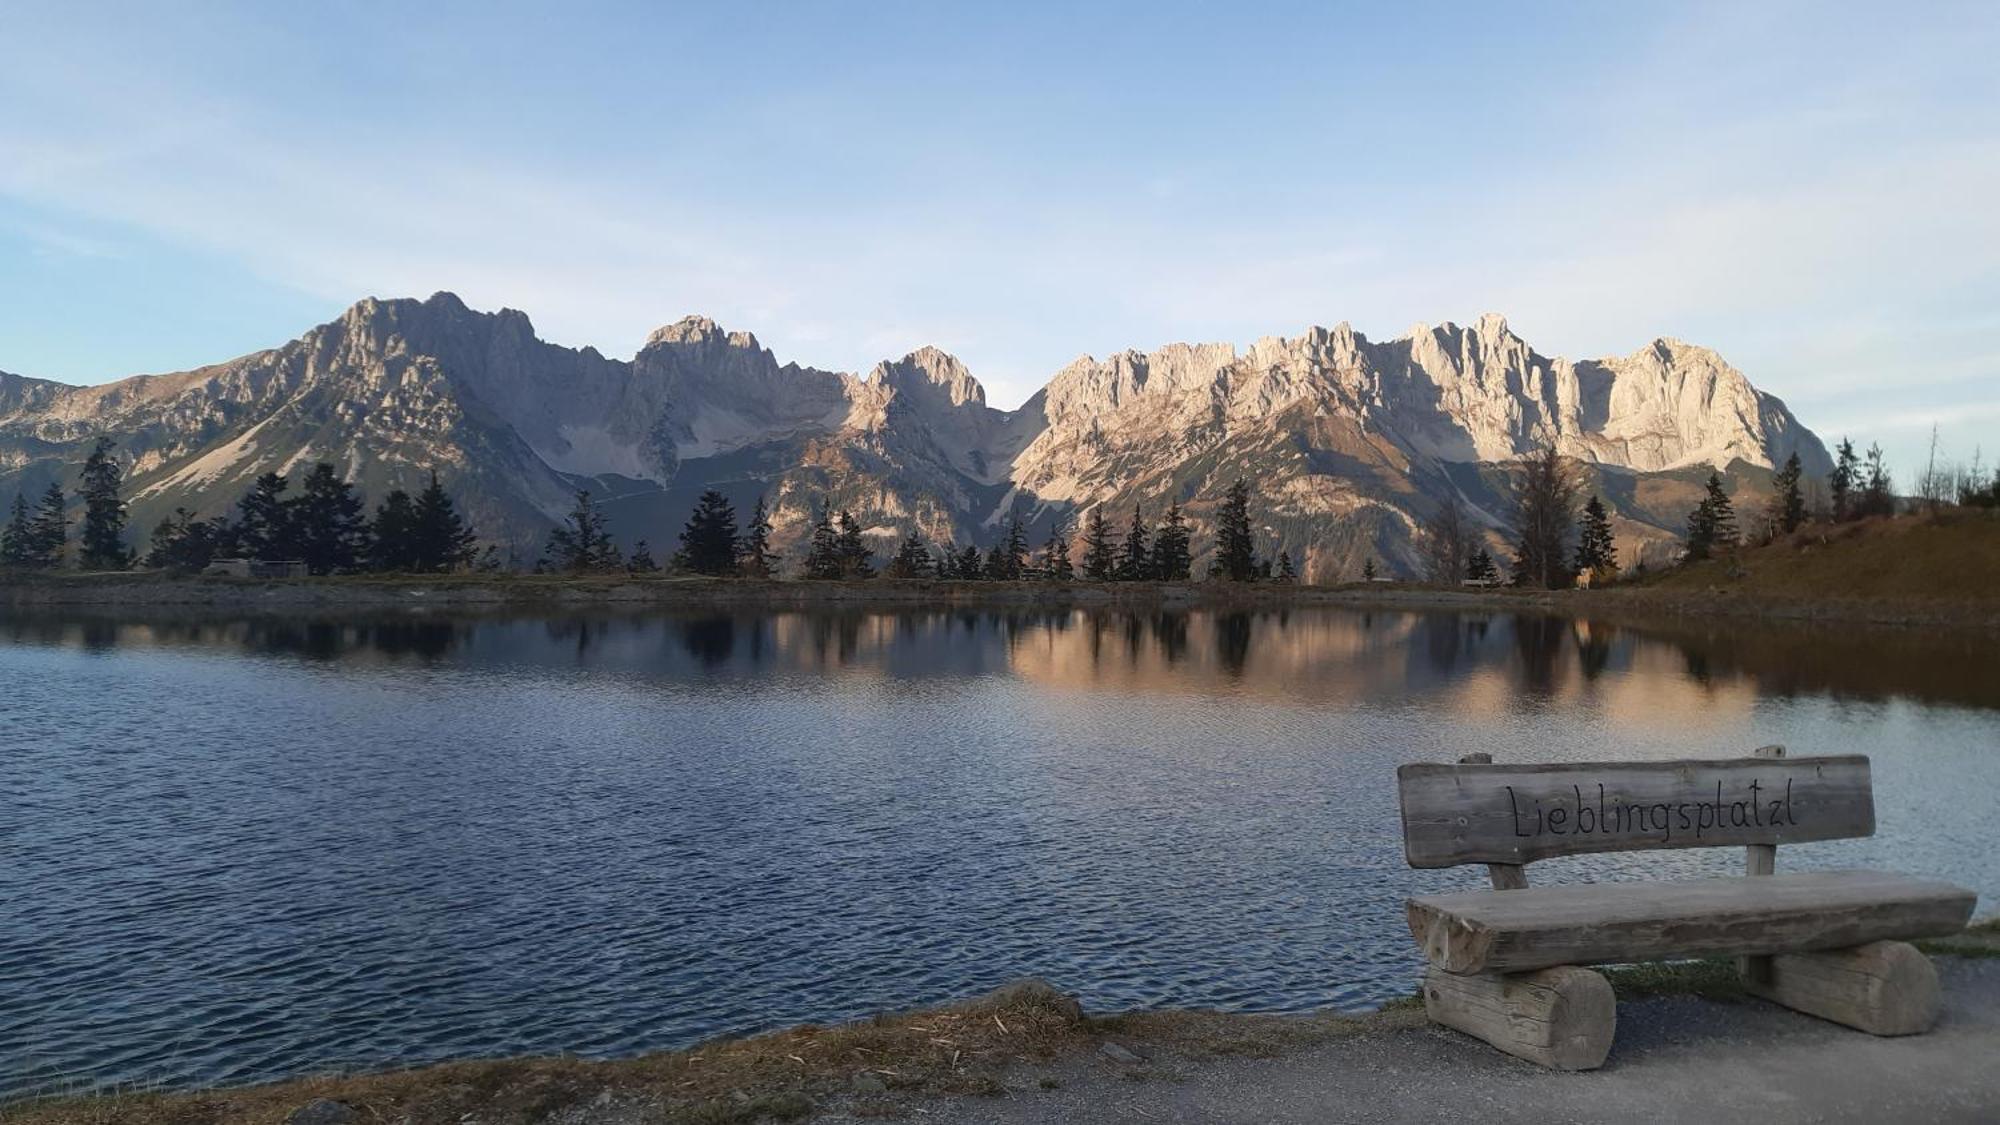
[1418,492,1471,585]
[1509,445,1579,589]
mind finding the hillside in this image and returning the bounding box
[1633,511,2000,606]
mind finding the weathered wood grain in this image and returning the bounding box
[1407,870,1976,974]
[1457,753,1532,890]
[1422,964,1615,1071]
[1739,745,1787,985]
[1746,940,1943,1036]
[1398,755,1874,868]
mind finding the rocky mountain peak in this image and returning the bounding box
[872,346,987,409]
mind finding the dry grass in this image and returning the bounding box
[1635,510,2000,605]
[4,982,1093,1125]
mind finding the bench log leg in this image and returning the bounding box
[1423,964,1615,1070]
[1742,940,1941,1036]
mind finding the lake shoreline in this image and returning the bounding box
[12,933,1997,1125]
[3,571,1997,630]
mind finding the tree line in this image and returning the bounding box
[575,477,1296,582]
[1419,429,2000,590]
[1,438,483,574]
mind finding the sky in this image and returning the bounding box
[3,1,1997,477]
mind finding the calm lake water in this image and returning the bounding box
[3,606,1996,1097]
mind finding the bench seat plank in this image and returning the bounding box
[1408,870,1975,975]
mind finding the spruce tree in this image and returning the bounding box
[291,462,368,575]
[1041,515,1074,581]
[628,540,661,572]
[412,471,477,572]
[804,508,843,579]
[544,490,621,572]
[144,508,230,571]
[1002,515,1029,580]
[1769,452,1807,536]
[984,541,1010,581]
[956,543,984,579]
[1117,504,1150,580]
[675,489,740,575]
[1466,547,1498,584]
[1573,494,1617,579]
[29,482,67,567]
[1080,508,1116,581]
[1684,472,1736,562]
[77,437,132,570]
[835,510,874,578]
[1,492,32,567]
[1829,437,1859,521]
[236,472,296,560]
[933,544,957,579]
[1151,500,1192,580]
[368,490,420,571]
[738,495,779,577]
[1362,558,1378,581]
[1214,478,1258,581]
[1275,550,1297,583]
[888,531,933,578]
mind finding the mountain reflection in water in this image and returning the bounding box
[2,606,1995,1098]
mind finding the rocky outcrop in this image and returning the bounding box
[0,295,1827,575]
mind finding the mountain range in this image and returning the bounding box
[0,293,1829,577]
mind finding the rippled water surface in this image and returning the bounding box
[4,607,1997,1097]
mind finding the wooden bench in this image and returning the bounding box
[1396,746,1978,1070]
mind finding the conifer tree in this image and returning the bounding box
[1080,508,1116,581]
[1275,550,1297,583]
[955,543,984,579]
[1829,437,1859,521]
[236,472,297,560]
[835,509,874,578]
[1684,472,1737,562]
[628,540,661,572]
[1465,547,1498,584]
[1362,558,1378,581]
[1769,452,1807,536]
[888,530,933,578]
[543,490,621,572]
[1117,504,1150,580]
[1151,500,1192,580]
[1041,514,1074,581]
[368,490,420,571]
[1,492,33,567]
[984,541,1010,581]
[933,543,957,579]
[804,508,843,579]
[675,489,740,575]
[291,462,368,575]
[77,437,132,570]
[738,495,780,577]
[1573,494,1617,579]
[144,508,230,571]
[1214,478,1259,581]
[29,482,68,567]
[412,471,478,572]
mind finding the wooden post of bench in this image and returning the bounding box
[1734,746,1946,1035]
[1415,753,1616,1070]
[1739,745,1784,988]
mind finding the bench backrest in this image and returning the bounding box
[1397,748,1874,874]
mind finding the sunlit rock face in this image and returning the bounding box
[0,296,1825,571]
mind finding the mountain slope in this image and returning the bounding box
[0,295,1828,576]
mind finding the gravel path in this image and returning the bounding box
[900,958,2000,1125]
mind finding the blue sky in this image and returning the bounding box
[4,1,1997,476]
